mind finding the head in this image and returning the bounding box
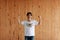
[26,12,32,20]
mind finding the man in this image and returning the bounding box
[18,12,41,40]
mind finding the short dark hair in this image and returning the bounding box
[26,12,32,16]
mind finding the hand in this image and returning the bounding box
[18,16,20,18]
[18,16,21,19]
[38,16,41,19]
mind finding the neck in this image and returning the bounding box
[27,18,32,22]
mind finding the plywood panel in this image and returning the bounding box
[0,0,60,40]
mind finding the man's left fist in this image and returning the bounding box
[38,16,41,18]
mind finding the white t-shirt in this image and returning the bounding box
[21,20,38,36]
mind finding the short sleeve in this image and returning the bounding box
[21,21,25,25]
[34,20,38,25]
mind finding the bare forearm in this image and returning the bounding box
[38,16,42,25]
[18,16,21,24]
[38,18,40,25]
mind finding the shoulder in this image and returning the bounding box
[21,20,27,25]
[22,20,27,23]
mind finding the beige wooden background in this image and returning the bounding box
[0,0,60,40]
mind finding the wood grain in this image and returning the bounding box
[0,0,60,40]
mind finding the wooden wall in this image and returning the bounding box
[0,0,60,40]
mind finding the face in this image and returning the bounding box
[27,14,32,19]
